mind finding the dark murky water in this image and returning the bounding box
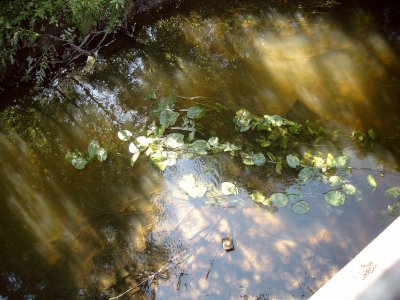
[1,1,400,299]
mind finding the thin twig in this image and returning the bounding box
[109,250,189,300]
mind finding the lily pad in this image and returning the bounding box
[326,153,335,168]
[65,150,87,170]
[208,137,219,147]
[118,130,132,141]
[160,109,179,128]
[251,191,266,204]
[328,176,342,187]
[164,133,184,149]
[286,154,300,168]
[96,148,108,161]
[291,200,310,214]
[136,136,153,149]
[187,106,205,119]
[130,152,140,166]
[191,140,210,155]
[233,109,254,132]
[342,183,356,195]
[221,182,239,195]
[88,140,101,159]
[178,174,207,198]
[333,156,350,168]
[129,142,139,154]
[252,153,266,166]
[325,191,346,206]
[385,186,400,199]
[367,174,377,190]
[270,193,288,208]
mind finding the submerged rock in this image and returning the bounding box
[222,236,234,252]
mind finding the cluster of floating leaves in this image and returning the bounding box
[65,140,107,169]
[66,96,399,216]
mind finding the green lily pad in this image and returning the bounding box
[136,136,153,149]
[96,148,107,161]
[328,176,342,187]
[270,193,288,208]
[325,191,346,206]
[160,109,179,128]
[164,133,184,149]
[286,154,300,168]
[187,106,205,119]
[250,191,266,203]
[178,174,207,198]
[313,156,325,168]
[208,137,219,147]
[65,150,87,170]
[118,130,132,141]
[221,182,239,195]
[367,174,377,190]
[385,186,400,199]
[88,140,101,159]
[191,140,210,155]
[291,200,310,214]
[342,183,356,195]
[252,153,266,166]
[333,155,350,168]
[233,109,254,132]
[129,142,140,154]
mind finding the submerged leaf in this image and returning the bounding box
[325,191,346,206]
[164,133,184,149]
[286,154,300,168]
[291,201,310,214]
[385,186,400,199]
[178,174,207,198]
[221,182,239,195]
[275,161,282,175]
[187,106,205,119]
[367,174,377,190]
[160,109,179,128]
[270,193,288,208]
[118,130,133,141]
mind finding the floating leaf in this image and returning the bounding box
[118,130,132,141]
[251,191,266,203]
[241,153,254,165]
[325,191,346,206]
[88,140,101,159]
[160,109,179,128]
[286,154,300,168]
[367,174,377,190]
[178,174,207,198]
[312,156,325,168]
[270,193,288,208]
[65,150,87,170]
[187,106,205,119]
[233,109,253,132]
[221,182,239,195]
[333,155,350,168]
[97,148,107,161]
[291,201,310,214]
[224,143,241,153]
[252,153,266,166]
[191,140,210,155]
[130,152,140,166]
[270,115,283,127]
[208,137,219,147]
[385,187,400,199]
[343,184,356,195]
[326,153,334,168]
[136,136,152,149]
[164,133,184,149]
[129,142,139,154]
[328,176,342,187]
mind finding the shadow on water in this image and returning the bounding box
[0,0,400,299]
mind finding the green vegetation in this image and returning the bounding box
[66,94,400,217]
[0,0,133,86]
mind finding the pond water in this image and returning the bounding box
[1,0,400,299]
